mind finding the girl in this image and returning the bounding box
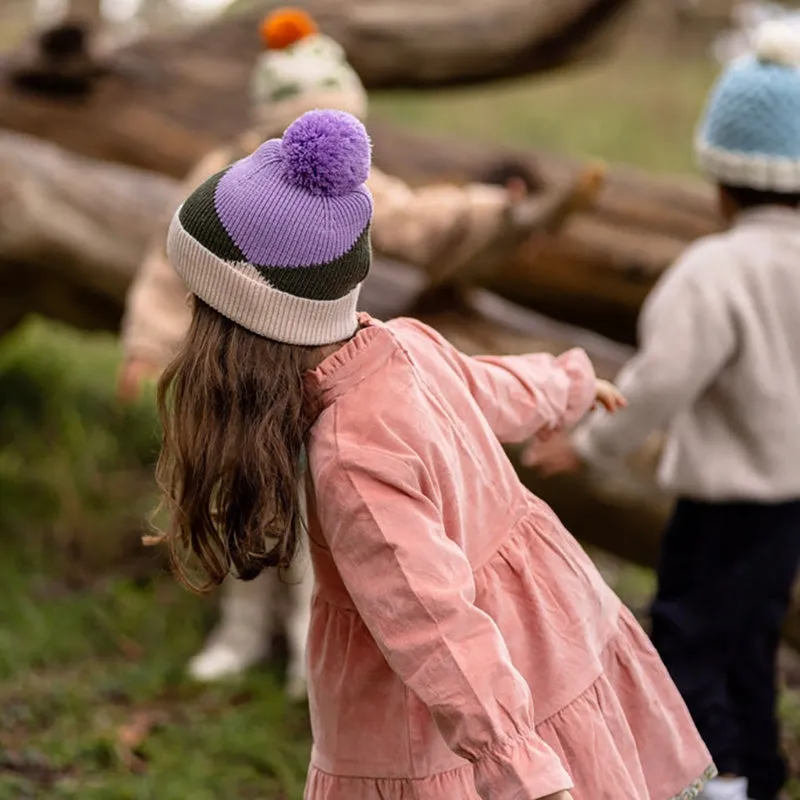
[121,6,604,688]
[154,108,714,799]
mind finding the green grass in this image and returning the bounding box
[371,54,718,177]
[3,44,800,798]
[0,564,310,799]
[0,320,311,797]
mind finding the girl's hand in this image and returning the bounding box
[538,792,574,800]
[593,379,626,413]
[523,380,625,475]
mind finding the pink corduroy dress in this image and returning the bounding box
[302,314,714,800]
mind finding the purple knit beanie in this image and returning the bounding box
[167,109,373,346]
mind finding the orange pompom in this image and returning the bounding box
[260,8,318,50]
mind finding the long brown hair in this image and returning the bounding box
[151,297,322,593]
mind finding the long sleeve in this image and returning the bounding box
[120,145,240,367]
[573,238,737,468]
[397,318,597,443]
[426,182,581,290]
[314,450,573,800]
[120,237,191,367]
[368,166,510,274]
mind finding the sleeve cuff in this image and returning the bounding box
[473,731,573,800]
[120,331,179,369]
[555,348,597,429]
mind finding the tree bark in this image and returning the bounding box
[0,122,721,345]
[68,0,103,25]
[370,124,721,344]
[0,130,176,335]
[284,0,638,89]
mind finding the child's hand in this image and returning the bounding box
[521,430,582,476]
[593,379,626,413]
[570,160,607,210]
[117,357,160,404]
[523,381,624,476]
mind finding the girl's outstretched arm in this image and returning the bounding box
[313,448,573,800]
[395,318,597,443]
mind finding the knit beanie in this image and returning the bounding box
[696,21,800,191]
[166,109,373,346]
[250,7,368,135]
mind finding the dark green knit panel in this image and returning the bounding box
[178,170,246,263]
[253,225,371,301]
[179,171,371,301]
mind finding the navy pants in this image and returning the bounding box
[650,498,800,800]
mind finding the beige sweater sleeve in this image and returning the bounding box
[120,146,239,367]
[367,166,510,273]
[367,167,584,290]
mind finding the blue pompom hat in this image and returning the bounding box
[696,21,800,191]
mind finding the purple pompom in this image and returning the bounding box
[281,109,371,197]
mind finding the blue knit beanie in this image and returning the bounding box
[696,21,800,191]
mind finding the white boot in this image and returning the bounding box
[698,777,749,800]
[187,570,274,682]
[189,472,314,695]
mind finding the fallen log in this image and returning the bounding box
[0,130,176,335]
[0,0,723,345]
[0,129,669,575]
[371,124,721,344]
[0,121,721,345]
[0,134,652,508]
